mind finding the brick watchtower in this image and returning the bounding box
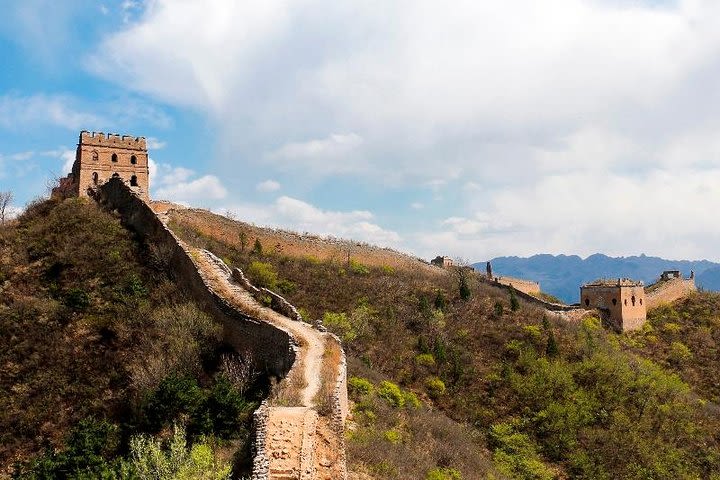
[580,278,646,332]
[57,131,150,201]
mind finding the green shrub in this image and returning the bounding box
[18,418,120,478]
[127,424,231,480]
[669,341,693,364]
[425,377,446,397]
[349,376,374,396]
[415,353,436,368]
[510,291,520,311]
[384,429,402,444]
[489,422,553,480]
[494,301,504,317]
[662,322,682,335]
[247,261,278,289]
[323,312,356,342]
[381,265,396,275]
[64,287,90,310]
[426,467,462,480]
[205,375,253,438]
[349,259,370,275]
[377,381,405,408]
[403,391,422,409]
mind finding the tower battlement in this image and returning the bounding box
[79,131,147,150]
[52,131,151,201]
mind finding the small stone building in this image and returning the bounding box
[54,131,150,201]
[431,256,454,268]
[580,278,646,332]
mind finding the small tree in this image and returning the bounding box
[251,238,263,256]
[509,290,520,311]
[546,330,559,358]
[238,231,247,252]
[0,190,13,225]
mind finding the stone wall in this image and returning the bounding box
[494,276,541,295]
[95,177,296,377]
[250,402,270,479]
[481,276,579,312]
[646,277,697,310]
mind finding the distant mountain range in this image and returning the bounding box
[473,254,720,304]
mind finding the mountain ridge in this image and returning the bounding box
[474,253,720,303]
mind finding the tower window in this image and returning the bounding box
[624,299,627,306]
[131,155,137,165]
[92,172,99,185]
[92,151,98,162]
[631,295,636,306]
[585,298,590,306]
[130,175,138,187]
[612,298,617,306]
[111,153,118,163]
[639,298,643,305]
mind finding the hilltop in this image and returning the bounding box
[4,188,720,479]
[479,253,720,303]
[164,206,720,479]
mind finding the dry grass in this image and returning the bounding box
[167,208,442,276]
[314,336,344,416]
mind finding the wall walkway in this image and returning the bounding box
[95,178,347,480]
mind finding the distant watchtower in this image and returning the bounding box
[580,278,646,332]
[56,131,150,201]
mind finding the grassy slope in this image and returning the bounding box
[0,198,255,476]
[167,207,720,480]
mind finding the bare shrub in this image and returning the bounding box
[218,351,258,396]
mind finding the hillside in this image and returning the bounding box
[479,253,720,303]
[165,207,720,480]
[0,198,260,478]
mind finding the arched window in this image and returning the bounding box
[111,153,118,163]
[631,295,636,306]
[92,151,99,162]
[585,298,590,307]
[624,299,627,306]
[612,298,617,306]
[639,298,643,305]
[92,172,99,185]
[131,155,137,165]
[130,175,138,187]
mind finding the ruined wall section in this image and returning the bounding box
[480,276,579,312]
[95,177,296,377]
[494,276,541,295]
[646,277,697,310]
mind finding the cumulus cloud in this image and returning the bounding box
[221,195,401,246]
[87,0,720,260]
[146,137,166,150]
[0,94,103,131]
[150,159,228,204]
[256,179,281,192]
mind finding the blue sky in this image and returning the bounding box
[3,0,720,262]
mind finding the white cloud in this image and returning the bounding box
[0,94,103,131]
[266,133,365,175]
[154,175,227,204]
[149,160,228,204]
[87,0,720,260]
[410,202,424,210]
[146,137,166,150]
[256,179,281,192]
[221,195,401,246]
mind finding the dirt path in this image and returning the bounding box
[194,249,325,407]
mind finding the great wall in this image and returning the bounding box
[95,177,348,480]
[57,130,700,478]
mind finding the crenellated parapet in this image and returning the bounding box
[79,131,147,150]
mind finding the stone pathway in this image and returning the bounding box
[190,249,345,479]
